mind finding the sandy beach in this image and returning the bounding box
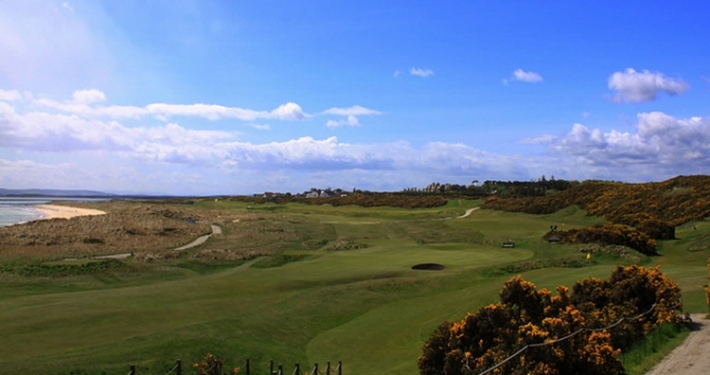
[35,204,106,220]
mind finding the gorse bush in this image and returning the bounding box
[543,224,658,255]
[419,266,682,375]
[483,175,710,242]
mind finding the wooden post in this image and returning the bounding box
[270,360,274,375]
[246,359,251,375]
[313,363,319,375]
[326,361,331,375]
[176,359,182,375]
[295,363,300,375]
[129,364,136,375]
[278,364,284,375]
[337,361,342,375]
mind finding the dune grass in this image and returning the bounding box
[0,199,706,374]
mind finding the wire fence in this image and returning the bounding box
[465,303,679,375]
[127,359,342,375]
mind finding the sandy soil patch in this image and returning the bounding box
[35,204,106,220]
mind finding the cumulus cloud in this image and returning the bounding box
[510,69,543,83]
[326,116,360,128]
[409,67,434,78]
[548,112,710,174]
[608,68,688,103]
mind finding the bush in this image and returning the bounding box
[419,266,682,375]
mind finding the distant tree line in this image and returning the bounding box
[403,175,577,198]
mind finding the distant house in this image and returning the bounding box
[306,191,319,198]
[263,192,276,198]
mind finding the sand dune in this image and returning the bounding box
[35,204,106,220]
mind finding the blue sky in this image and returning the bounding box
[1,1,709,195]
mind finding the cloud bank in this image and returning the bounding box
[2,89,710,194]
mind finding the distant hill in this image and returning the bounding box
[0,188,114,197]
[483,175,710,251]
[484,175,710,226]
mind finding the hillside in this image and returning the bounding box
[483,175,710,227]
[482,176,710,252]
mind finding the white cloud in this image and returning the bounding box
[31,92,309,122]
[322,105,381,116]
[326,115,361,128]
[0,89,22,102]
[250,123,271,130]
[72,89,106,104]
[608,68,688,103]
[322,105,380,128]
[4,89,710,194]
[548,112,710,175]
[511,69,543,83]
[269,102,308,120]
[393,71,401,78]
[409,67,434,78]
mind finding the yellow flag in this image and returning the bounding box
[586,253,592,260]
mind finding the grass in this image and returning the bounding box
[0,199,706,374]
[622,322,691,375]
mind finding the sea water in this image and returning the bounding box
[0,197,110,226]
[0,198,51,226]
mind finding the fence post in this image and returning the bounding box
[177,359,182,375]
[314,363,319,375]
[337,361,342,375]
[295,363,300,375]
[278,364,284,375]
[246,359,251,375]
[129,364,136,375]
[326,361,330,375]
[270,360,274,375]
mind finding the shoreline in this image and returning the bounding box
[34,204,106,220]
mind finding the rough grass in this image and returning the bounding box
[0,198,706,375]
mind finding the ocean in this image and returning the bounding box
[0,197,110,226]
[0,198,51,226]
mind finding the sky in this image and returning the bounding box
[1,1,709,196]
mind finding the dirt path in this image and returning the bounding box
[174,224,222,251]
[644,314,710,375]
[457,207,480,219]
[92,224,222,259]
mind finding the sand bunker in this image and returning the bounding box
[412,263,446,271]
